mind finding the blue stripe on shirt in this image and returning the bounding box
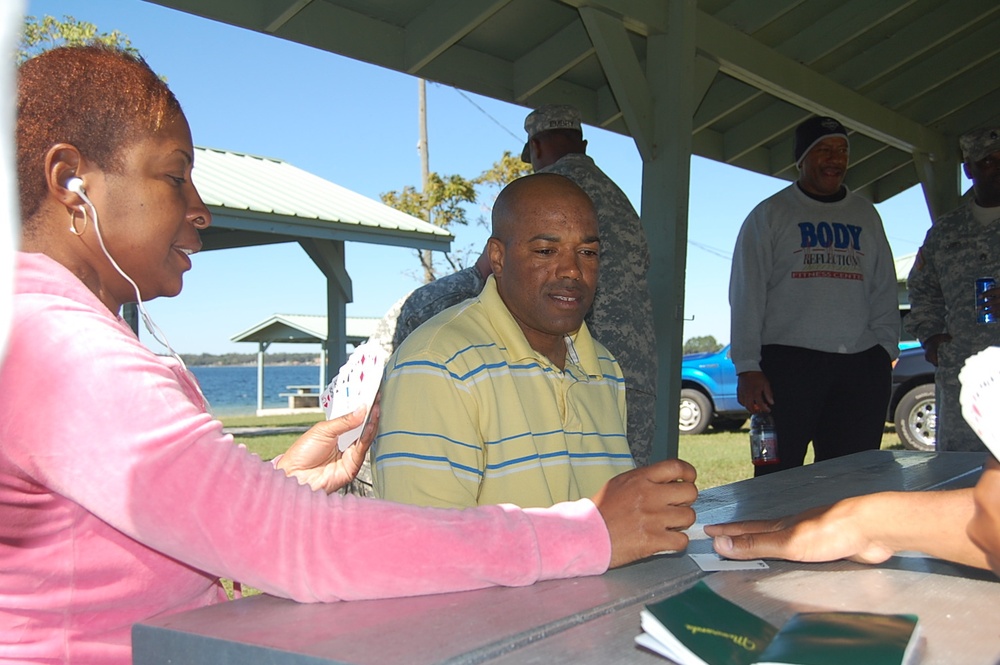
[377,430,481,451]
[484,449,633,471]
[374,451,484,477]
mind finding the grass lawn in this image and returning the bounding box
[222,412,324,428]
[222,412,322,461]
[220,412,907,490]
[679,426,905,489]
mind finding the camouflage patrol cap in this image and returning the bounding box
[520,104,583,162]
[960,128,1000,163]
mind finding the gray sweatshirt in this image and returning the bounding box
[729,184,900,374]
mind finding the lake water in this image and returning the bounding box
[190,365,325,417]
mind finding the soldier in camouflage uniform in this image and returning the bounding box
[521,104,657,466]
[906,128,1000,452]
[391,252,491,350]
[366,253,491,358]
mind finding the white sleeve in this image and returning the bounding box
[729,201,772,374]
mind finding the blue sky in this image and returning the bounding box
[26,0,942,355]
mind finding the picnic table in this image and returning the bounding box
[133,450,995,665]
[279,384,321,409]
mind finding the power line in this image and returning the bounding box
[886,233,924,249]
[688,239,732,260]
[443,83,740,265]
[444,83,522,141]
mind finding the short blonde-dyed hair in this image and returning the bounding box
[17,44,182,225]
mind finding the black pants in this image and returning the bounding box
[755,344,892,477]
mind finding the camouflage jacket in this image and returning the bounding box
[540,153,657,398]
[392,266,486,351]
[906,200,1000,360]
[905,200,1000,451]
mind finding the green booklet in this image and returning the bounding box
[635,581,920,665]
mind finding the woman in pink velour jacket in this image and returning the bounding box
[0,45,699,664]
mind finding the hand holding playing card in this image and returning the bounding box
[276,402,380,493]
[960,347,1000,458]
[321,341,388,451]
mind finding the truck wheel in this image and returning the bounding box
[679,388,712,435]
[894,384,936,451]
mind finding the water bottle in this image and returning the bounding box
[750,413,780,465]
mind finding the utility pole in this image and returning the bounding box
[417,79,434,283]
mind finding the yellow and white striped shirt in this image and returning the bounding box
[373,276,634,509]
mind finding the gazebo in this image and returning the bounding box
[186,145,449,385]
[230,314,380,412]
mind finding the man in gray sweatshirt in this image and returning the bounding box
[729,116,899,475]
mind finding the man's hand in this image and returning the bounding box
[737,371,774,414]
[276,401,380,493]
[922,333,952,366]
[592,459,698,568]
[705,497,896,565]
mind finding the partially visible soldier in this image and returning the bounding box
[521,104,657,466]
[906,128,1000,452]
[392,251,492,351]
[367,252,491,356]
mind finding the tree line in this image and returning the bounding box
[180,353,321,367]
[683,335,723,355]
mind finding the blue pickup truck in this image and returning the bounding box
[680,343,936,450]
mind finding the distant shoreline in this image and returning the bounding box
[180,352,321,368]
[186,364,325,415]
[191,362,321,368]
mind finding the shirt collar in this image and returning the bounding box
[479,275,603,376]
[970,200,1000,226]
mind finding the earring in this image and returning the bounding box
[69,206,88,236]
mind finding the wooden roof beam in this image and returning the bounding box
[404,0,511,75]
[696,9,950,159]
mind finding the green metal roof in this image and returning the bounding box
[230,314,380,346]
[192,146,452,253]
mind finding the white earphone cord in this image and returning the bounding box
[75,189,210,411]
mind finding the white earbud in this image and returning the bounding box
[61,169,208,408]
[66,177,85,194]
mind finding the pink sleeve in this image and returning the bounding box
[2,300,611,602]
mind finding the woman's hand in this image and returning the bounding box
[276,400,380,493]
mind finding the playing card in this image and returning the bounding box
[689,552,769,571]
[959,346,1000,458]
[321,341,388,451]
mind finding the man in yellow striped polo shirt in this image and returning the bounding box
[373,173,637,509]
